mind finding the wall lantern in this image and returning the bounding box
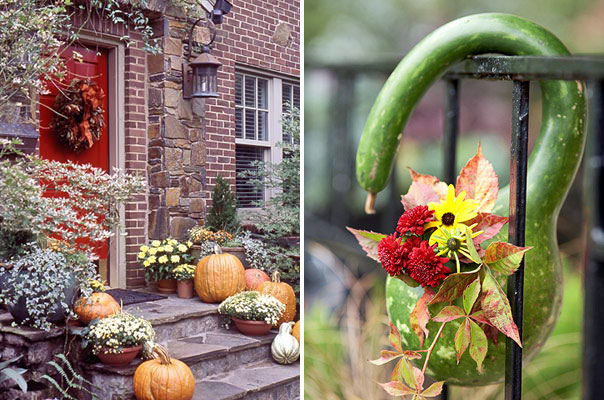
[182,2,232,99]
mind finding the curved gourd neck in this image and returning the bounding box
[357,13,586,218]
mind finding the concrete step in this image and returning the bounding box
[193,361,300,400]
[124,294,222,343]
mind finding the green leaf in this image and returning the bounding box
[454,319,471,363]
[378,381,416,396]
[469,320,488,373]
[395,273,421,288]
[1,368,27,393]
[480,270,522,347]
[410,288,435,348]
[429,272,478,304]
[484,242,531,275]
[465,227,482,264]
[400,358,418,389]
[370,350,403,365]
[463,278,481,314]
[432,306,466,323]
[346,227,387,261]
[421,381,445,397]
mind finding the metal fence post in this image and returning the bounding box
[583,79,604,400]
[505,80,530,400]
[443,79,460,185]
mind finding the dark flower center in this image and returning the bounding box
[447,238,461,251]
[442,212,455,226]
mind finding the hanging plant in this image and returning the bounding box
[51,79,105,153]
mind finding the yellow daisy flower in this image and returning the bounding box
[140,245,149,252]
[148,248,157,255]
[143,260,151,267]
[426,184,479,232]
[158,255,168,264]
[137,251,146,259]
[429,224,482,272]
[164,245,174,253]
[151,240,161,247]
[147,256,156,264]
[170,255,180,263]
[177,244,188,252]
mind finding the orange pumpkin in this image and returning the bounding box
[257,271,296,326]
[133,345,195,400]
[292,320,300,344]
[73,292,121,324]
[195,246,245,303]
[244,269,270,290]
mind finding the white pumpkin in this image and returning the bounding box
[271,322,300,364]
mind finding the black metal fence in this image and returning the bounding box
[308,54,604,399]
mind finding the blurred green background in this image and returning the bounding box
[304,0,604,398]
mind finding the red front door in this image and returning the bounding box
[39,45,110,277]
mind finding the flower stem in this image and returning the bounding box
[421,321,447,376]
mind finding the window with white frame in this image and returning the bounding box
[235,70,299,208]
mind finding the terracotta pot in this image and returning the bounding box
[157,279,177,294]
[97,345,142,366]
[220,246,247,268]
[231,317,272,336]
[177,279,194,299]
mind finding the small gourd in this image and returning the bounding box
[271,322,299,365]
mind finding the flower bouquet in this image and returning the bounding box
[349,146,531,397]
[82,312,155,366]
[218,291,285,335]
[138,238,193,293]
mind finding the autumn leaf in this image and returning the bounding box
[410,288,434,348]
[463,279,481,314]
[469,310,494,327]
[346,227,386,261]
[370,350,403,365]
[401,181,441,211]
[454,319,471,363]
[484,242,532,275]
[432,305,466,323]
[469,320,488,373]
[421,381,445,397]
[456,143,499,213]
[409,169,449,199]
[465,227,483,264]
[378,381,416,396]
[389,322,403,352]
[402,350,422,360]
[429,272,478,305]
[467,213,509,245]
[481,271,522,347]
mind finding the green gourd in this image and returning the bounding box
[356,13,586,385]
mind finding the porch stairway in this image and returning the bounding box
[81,295,300,400]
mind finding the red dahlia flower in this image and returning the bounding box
[377,234,406,276]
[406,241,450,287]
[396,205,435,236]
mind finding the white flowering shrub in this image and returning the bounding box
[138,238,194,281]
[0,139,145,261]
[0,246,99,331]
[218,291,285,326]
[82,312,155,355]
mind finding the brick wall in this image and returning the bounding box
[203,0,301,198]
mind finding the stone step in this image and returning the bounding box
[82,326,293,399]
[193,361,300,400]
[124,294,222,343]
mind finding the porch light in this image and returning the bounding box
[183,45,222,99]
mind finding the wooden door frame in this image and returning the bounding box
[76,32,128,288]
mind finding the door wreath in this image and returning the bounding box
[51,79,105,153]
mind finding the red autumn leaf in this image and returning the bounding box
[432,305,466,323]
[469,319,488,373]
[412,365,425,391]
[482,323,501,345]
[481,271,522,347]
[401,181,441,211]
[346,227,386,261]
[389,321,403,352]
[429,272,479,305]
[467,212,509,245]
[422,381,445,397]
[469,310,494,327]
[409,169,449,199]
[463,279,481,315]
[456,143,499,213]
[402,350,422,360]
[454,319,471,363]
[410,288,435,348]
[393,358,422,390]
[378,381,416,396]
[370,350,403,366]
[484,242,532,276]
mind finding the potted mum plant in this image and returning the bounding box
[218,291,284,336]
[82,312,155,366]
[172,264,196,299]
[138,238,193,293]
